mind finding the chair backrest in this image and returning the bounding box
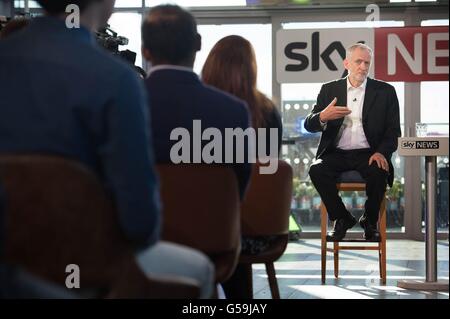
[0,155,200,298]
[240,160,293,237]
[156,164,241,283]
[0,155,131,289]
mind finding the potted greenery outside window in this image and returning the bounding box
[387,180,403,211]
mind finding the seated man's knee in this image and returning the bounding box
[308,159,324,182]
[367,164,388,183]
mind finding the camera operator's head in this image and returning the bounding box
[142,5,201,68]
[36,0,115,31]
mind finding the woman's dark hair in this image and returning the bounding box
[36,0,100,14]
[202,35,275,129]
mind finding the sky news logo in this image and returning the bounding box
[401,141,440,150]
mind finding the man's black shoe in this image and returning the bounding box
[359,216,381,241]
[326,216,357,241]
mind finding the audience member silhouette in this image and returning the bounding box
[142,5,252,200]
[202,35,283,299]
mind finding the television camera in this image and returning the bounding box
[96,25,146,78]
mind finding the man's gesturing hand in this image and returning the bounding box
[319,97,352,122]
[369,152,389,172]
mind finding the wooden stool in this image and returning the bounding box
[320,171,387,285]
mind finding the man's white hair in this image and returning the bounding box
[346,43,373,59]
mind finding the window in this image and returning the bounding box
[420,19,449,233]
[108,12,143,68]
[14,0,40,8]
[145,0,246,7]
[15,0,143,9]
[195,24,272,97]
[114,0,142,7]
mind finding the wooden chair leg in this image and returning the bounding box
[244,263,253,298]
[265,262,280,299]
[320,202,327,284]
[333,242,339,278]
[211,287,218,299]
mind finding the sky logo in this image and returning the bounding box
[401,141,415,149]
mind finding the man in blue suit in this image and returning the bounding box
[0,0,213,298]
[142,5,252,200]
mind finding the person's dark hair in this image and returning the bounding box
[142,5,199,65]
[0,18,30,39]
[202,35,275,129]
[36,0,100,14]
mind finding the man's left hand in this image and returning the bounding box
[369,152,389,172]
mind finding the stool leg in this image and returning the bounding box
[321,241,327,284]
[379,197,387,284]
[381,239,387,284]
[321,202,327,284]
[378,247,382,279]
[334,242,339,278]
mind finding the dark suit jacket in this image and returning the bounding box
[145,68,252,199]
[304,77,401,186]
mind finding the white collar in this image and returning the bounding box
[347,77,367,91]
[148,64,196,77]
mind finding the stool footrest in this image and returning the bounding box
[326,238,381,243]
[334,246,380,250]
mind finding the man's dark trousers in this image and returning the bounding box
[309,148,388,225]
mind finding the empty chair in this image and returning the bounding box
[320,170,387,284]
[238,160,293,299]
[0,155,200,298]
[156,164,241,285]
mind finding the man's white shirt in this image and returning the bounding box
[336,77,370,150]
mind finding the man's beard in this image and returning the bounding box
[353,73,367,82]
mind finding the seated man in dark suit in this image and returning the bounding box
[305,43,401,241]
[0,0,213,298]
[141,5,252,200]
